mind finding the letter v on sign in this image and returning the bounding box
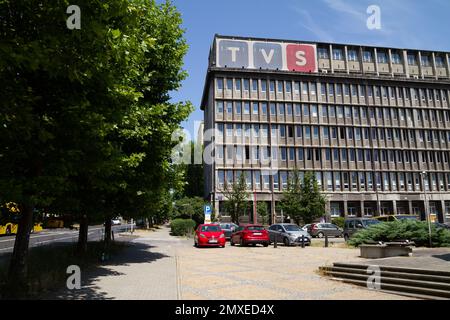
[261,49,274,64]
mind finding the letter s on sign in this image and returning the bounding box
[295,51,307,66]
[286,44,317,72]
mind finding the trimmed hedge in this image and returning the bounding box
[170,219,196,236]
[331,217,345,228]
[348,220,450,248]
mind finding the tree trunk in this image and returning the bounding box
[145,218,149,229]
[6,203,34,298]
[77,214,88,254]
[104,217,112,247]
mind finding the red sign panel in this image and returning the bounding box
[286,44,317,73]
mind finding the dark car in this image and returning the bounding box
[268,223,311,246]
[219,222,239,240]
[307,223,343,238]
[343,218,381,241]
[230,224,270,247]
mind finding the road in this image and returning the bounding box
[0,224,134,255]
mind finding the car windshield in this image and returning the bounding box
[247,226,264,231]
[397,216,418,220]
[201,225,220,232]
[220,224,230,229]
[284,225,301,232]
[362,220,381,227]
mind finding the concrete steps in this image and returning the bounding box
[320,263,450,300]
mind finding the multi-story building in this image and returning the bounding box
[201,34,450,224]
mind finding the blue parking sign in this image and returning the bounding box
[204,205,212,215]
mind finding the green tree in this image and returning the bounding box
[280,171,326,225]
[257,202,269,225]
[172,197,206,225]
[0,0,191,295]
[223,173,249,224]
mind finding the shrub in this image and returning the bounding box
[332,217,345,228]
[170,218,196,236]
[348,220,450,248]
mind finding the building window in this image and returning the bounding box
[226,79,233,90]
[435,56,445,68]
[243,79,249,91]
[277,81,283,94]
[333,49,343,60]
[318,47,329,59]
[270,103,276,115]
[407,54,417,65]
[421,55,430,67]
[269,80,275,92]
[253,103,259,115]
[216,101,223,113]
[261,80,267,92]
[377,51,388,63]
[363,50,373,62]
[252,79,258,91]
[278,103,285,115]
[226,102,233,114]
[217,78,224,90]
[347,49,358,61]
[298,148,304,161]
[286,82,292,93]
[391,52,401,64]
[244,102,250,115]
[235,102,241,114]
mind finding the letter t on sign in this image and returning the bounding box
[227,47,240,62]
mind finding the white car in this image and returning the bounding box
[111,218,122,225]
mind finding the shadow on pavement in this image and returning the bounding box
[44,241,169,300]
[432,253,450,262]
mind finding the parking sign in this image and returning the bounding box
[204,205,212,223]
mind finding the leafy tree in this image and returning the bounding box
[0,0,191,295]
[223,173,249,224]
[184,142,204,198]
[280,171,326,225]
[257,202,269,225]
[172,197,206,225]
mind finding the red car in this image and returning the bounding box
[230,224,270,247]
[194,224,226,248]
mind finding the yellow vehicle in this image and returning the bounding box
[0,202,43,235]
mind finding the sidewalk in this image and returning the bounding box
[48,225,191,300]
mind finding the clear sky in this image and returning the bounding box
[167,0,450,140]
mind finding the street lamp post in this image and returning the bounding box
[420,171,433,248]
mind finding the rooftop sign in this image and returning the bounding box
[216,38,317,73]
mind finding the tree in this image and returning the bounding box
[223,173,249,224]
[280,171,327,225]
[172,197,206,225]
[257,202,269,225]
[184,142,204,198]
[0,0,191,295]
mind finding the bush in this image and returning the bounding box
[348,220,450,248]
[332,217,345,228]
[170,218,196,236]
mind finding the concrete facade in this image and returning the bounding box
[201,35,450,224]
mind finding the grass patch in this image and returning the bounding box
[0,241,128,299]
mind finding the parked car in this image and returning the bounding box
[301,224,311,233]
[111,217,122,225]
[194,224,226,248]
[375,215,419,222]
[230,224,269,247]
[435,222,450,230]
[307,223,343,238]
[343,218,381,241]
[219,222,239,240]
[268,223,311,246]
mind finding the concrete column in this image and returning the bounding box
[360,200,365,217]
[374,48,379,76]
[432,52,438,80]
[344,46,350,74]
[392,200,398,215]
[418,51,424,79]
[343,201,348,217]
[446,53,450,80]
[408,200,413,216]
[388,49,394,77]
[439,200,445,223]
[359,47,365,75]
[403,50,410,78]
[329,44,334,73]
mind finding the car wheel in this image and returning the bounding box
[283,237,290,246]
[317,232,324,238]
[263,243,269,247]
[240,238,246,247]
[230,239,235,246]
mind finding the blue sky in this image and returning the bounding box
[167,0,450,140]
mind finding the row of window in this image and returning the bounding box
[216,101,450,123]
[216,145,450,165]
[316,47,447,67]
[216,79,450,104]
[217,170,450,192]
[216,123,450,144]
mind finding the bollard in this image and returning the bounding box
[301,235,305,248]
[325,235,329,248]
[273,238,277,248]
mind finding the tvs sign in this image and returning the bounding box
[216,39,317,73]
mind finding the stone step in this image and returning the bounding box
[333,263,450,277]
[329,277,450,300]
[320,266,450,284]
[322,269,450,293]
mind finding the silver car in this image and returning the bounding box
[268,223,311,246]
